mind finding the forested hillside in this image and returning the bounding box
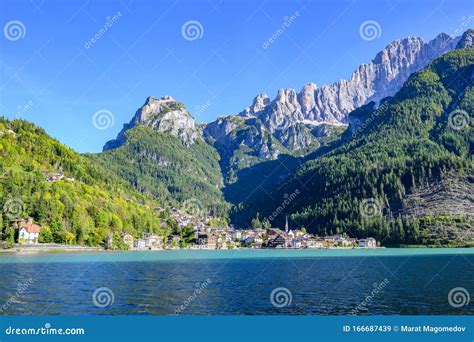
[89,125,229,218]
[0,119,167,247]
[236,48,473,245]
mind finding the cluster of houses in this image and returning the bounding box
[120,212,378,251]
[40,170,75,182]
[6,214,378,250]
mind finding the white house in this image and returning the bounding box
[133,239,147,250]
[358,238,377,248]
[18,218,41,244]
[308,240,325,249]
[290,238,302,249]
[231,230,241,241]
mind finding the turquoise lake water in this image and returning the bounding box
[0,248,473,315]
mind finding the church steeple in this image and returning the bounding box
[285,215,289,234]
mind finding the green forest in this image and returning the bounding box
[238,48,473,246]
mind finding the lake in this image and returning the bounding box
[0,248,473,315]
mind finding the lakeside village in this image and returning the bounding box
[8,208,378,251]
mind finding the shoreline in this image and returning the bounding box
[0,244,472,255]
[0,244,103,254]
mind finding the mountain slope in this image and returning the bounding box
[0,118,165,247]
[234,47,473,245]
[94,97,229,218]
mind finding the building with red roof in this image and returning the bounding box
[18,218,42,244]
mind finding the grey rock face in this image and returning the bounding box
[105,32,465,159]
[456,29,474,49]
[208,33,460,151]
[103,96,199,151]
[240,93,270,117]
[203,115,283,179]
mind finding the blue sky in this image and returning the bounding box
[1,0,473,152]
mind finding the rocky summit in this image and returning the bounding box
[105,33,461,157]
[205,33,460,152]
[103,96,199,151]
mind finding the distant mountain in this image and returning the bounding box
[235,44,473,245]
[94,97,228,218]
[204,32,460,155]
[456,28,474,49]
[104,96,199,151]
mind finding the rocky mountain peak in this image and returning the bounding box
[133,95,190,125]
[275,88,298,103]
[103,96,199,151]
[205,31,462,153]
[240,93,270,117]
[456,29,474,49]
[299,83,318,113]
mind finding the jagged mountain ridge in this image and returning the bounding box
[104,32,461,154]
[201,32,462,184]
[226,32,460,151]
